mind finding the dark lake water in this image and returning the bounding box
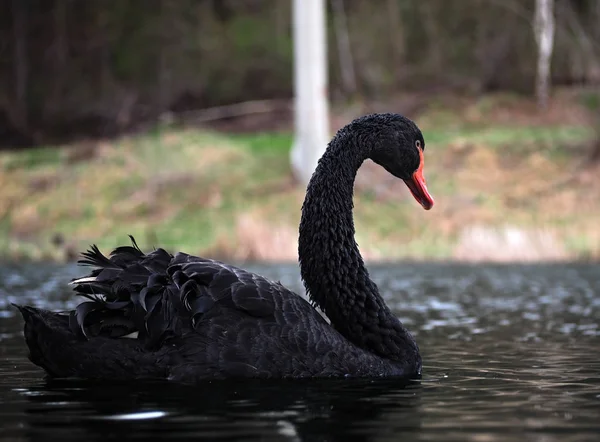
[1,262,599,441]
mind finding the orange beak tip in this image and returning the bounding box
[405,148,434,211]
[403,173,434,211]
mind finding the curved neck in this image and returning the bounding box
[298,132,418,362]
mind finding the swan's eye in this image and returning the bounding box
[415,140,422,150]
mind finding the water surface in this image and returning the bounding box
[1,262,599,441]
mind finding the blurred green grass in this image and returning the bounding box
[0,103,598,262]
[0,129,296,260]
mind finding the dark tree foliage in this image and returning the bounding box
[0,0,598,146]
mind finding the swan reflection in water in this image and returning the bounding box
[18,377,423,441]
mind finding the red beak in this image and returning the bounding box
[403,149,434,210]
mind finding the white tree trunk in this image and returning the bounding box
[291,0,330,186]
[534,0,555,109]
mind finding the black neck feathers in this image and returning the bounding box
[298,122,419,364]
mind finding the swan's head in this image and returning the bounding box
[358,113,434,210]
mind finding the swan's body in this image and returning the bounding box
[16,113,434,382]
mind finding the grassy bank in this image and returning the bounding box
[1,93,598,262]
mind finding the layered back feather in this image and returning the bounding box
[70,236,284,351]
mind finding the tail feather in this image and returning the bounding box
[78,244,118,269]
[14,236,189,379]
[13,304,165,380]
[13,304,74,377]
[68,276,100,285]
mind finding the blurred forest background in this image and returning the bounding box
[0,0,599,263]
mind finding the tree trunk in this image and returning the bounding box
[11,0,29,131]
[157,0,171,113]
[387,0,406,84]
[291,0,330,186]
[534,0,555,109]
[47,0,68,117]
[331,0,357,97]
[420,0,443,73]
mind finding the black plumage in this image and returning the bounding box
[15,113,432,382]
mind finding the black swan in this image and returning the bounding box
[15,113,434,382]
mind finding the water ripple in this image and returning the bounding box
[0,261,599,441]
